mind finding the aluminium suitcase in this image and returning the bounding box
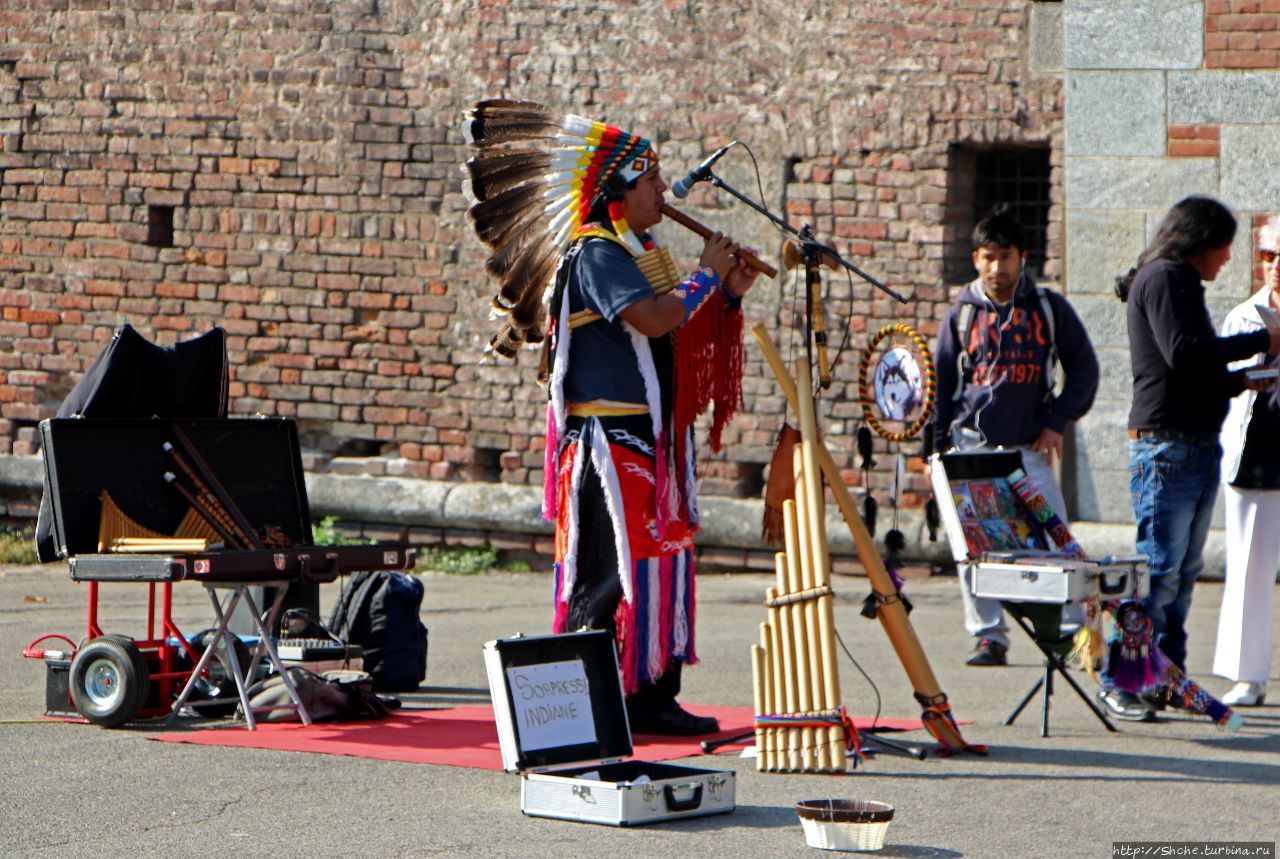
[483,629,735,826]
[971,557,1148,604]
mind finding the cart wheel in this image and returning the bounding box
[102,634,154,710]
[77,635,151,697]
[70,636,150,728]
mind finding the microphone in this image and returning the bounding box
[670,141,738,199]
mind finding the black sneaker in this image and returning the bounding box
[965,639,1008,667]
[1143,686,1199,712]
[1141,688,1169,712]
[1098,689,1156,722]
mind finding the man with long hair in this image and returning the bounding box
[1112,196,1280,721]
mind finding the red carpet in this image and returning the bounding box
[150,704,932,770]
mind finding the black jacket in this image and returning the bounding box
[1127,258,1269,436]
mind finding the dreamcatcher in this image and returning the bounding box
[855,323,936,582]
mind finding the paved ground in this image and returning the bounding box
[1,562,1277,858]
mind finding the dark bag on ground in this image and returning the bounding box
[328,571,428,692]
[242,667,393,723]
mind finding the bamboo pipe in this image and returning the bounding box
[795,355,846,769]
[772,553,799,772]
[751,321,949,701]
[751,644,768,771]
[766,578,788,772]
[567,206,778,330]
[767,614,786,771]
[782,497,815,771]
[793,446,827,702]
[792,447,828,771]
[110,538,211,554]
[758,623,774,771]
[659,203,778,279]
[820,596,845,766]
[762,595,777,770]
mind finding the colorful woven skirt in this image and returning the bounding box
[551,414,698,694]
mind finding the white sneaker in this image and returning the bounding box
[1222,681,1267,707]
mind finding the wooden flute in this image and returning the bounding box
[565,206,778,330]
[660,203,778,279]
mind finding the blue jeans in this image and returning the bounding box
[1127,437,1221,672]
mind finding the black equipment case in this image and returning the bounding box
[42,417,314,561]
[32,416,414,727]
[39,417,412,584]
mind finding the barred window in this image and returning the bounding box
[945,145,1052,283]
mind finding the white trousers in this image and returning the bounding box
[1212,485,1280,683]
[955,447,1081,647]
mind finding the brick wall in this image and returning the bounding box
[0,0,1060,509]
[1205,0,1280,68]
[1167,123,1221,157]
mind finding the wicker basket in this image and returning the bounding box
[796,799,894,852]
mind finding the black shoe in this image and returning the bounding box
[965,639,1008,667]
[1098,689,1156,722]
[628,700,720,736]
[1141,688,1169,712]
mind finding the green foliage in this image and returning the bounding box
[416,543,499,576]
[0,524,38,565]
[311,516,374,547]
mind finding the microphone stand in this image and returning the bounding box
[702,169,906,387]
[701,171,940,764]
[701,170,909,305]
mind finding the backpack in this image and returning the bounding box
[952,287,1058,403]
[328,571,428,692]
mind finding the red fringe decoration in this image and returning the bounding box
[709,299,744,452]
[673,291,744,457]
[615,590,640,695]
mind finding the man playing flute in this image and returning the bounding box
[462,101,760,735]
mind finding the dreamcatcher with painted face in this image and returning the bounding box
[855,323,938,578]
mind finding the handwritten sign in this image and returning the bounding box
[506,659,596,751]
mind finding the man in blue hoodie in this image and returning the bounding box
[932,207,1100,666]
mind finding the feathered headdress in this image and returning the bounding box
[460,99,658,358]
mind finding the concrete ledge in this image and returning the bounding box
[0,454,1226,578]
[0,455,43,492]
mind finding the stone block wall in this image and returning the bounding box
[0,1,1060,514]
[1064,0,1280,524]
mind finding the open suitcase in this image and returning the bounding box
[483,630,735,826]
[928,450,1148,604]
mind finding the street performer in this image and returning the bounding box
[462,101,761,734]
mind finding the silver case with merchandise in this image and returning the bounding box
[971,558,1148,604]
